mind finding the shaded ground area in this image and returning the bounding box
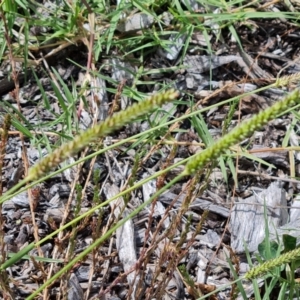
[1,1,300,299]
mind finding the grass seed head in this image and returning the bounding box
[27,89,179,181]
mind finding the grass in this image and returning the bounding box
[1,0,300,299]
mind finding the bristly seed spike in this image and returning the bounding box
[185,88,300,175]
[28,89,179,181]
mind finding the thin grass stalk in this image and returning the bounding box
[27,90,179,181]
[2,88,300,271]
[0,115,11,196]
[26,174,186,300]
[0,156,188,271]
[0,82,280,205]
[184,88,300,175]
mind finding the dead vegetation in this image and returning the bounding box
[1,1,300,299]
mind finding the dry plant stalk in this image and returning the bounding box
[0,115,11,195]
[227,246,241,300]
[0,115,13,298]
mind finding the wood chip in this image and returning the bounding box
[230,182,288,253]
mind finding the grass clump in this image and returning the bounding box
[1,85,300,300]
[2,0,300,299]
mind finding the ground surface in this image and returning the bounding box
[1,1,300,299]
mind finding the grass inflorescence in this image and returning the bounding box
[245,246,300,280]
[2,0,300,299]
[184,89,300,175]
[27,89,179,181]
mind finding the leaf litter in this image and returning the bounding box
[1,1,300,299]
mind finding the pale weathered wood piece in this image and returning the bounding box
[269,194,300,243]
[230,182,288,253]
[142,176,170,229]
[103,184,143,299]
[116,13,154,33]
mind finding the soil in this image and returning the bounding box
[1,1,300,299]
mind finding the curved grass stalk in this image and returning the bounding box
[27,89,179,181]
[0,82,284,205]
[0,155,190,271]
[184,88,300,175]
[0,90,178,202]
[26,174,186,300]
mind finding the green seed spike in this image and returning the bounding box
[245,247,300,279]
[184,88,300,175]
[28,89,179,181]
